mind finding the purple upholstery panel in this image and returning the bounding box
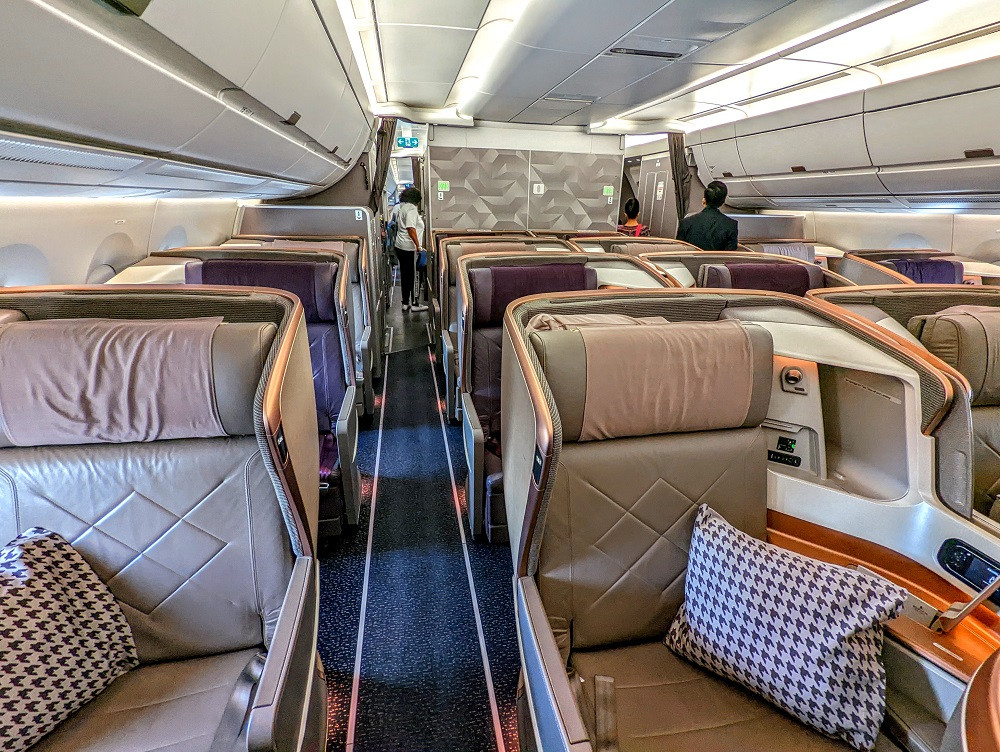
[318,432,341,482]
[469,264,598,326]
[188,259,338,322]
[884,259,963,284]
[308,323,348,433]
[471,327,504,438]
[724,263,813,296]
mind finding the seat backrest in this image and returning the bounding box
[467,263,597,438]
[882,258,964,284]
[611,241,692,256]
[529,321,773,655]
[910,305,1000,513]
[758,242,816,263]
[186,258,347,432]
[0,317,293,664]
[698,262,823,296]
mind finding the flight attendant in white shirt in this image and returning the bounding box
[392,187,427,312]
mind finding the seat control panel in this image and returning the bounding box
[937,538,1000,607]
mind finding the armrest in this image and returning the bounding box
[516,576,592,752]
[337,385,362,525]
[442,330,459,422]
[360,325,375,415]
[462,391,485,537]
[247,556,322,752]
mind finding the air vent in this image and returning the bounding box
[608,47,683,59]
[543,94,598,105]
[0,138,144,172]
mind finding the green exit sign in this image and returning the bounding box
[396,136,420,148]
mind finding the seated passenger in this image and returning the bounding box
[617,198,650,237]
[677,180,739,251]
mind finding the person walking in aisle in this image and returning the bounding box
[393,186,428,312]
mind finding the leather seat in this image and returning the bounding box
[525,320,864,751]
[698,261,825,295]
[910,306,1000,517]
[31,649,261,752]
[880,258,963,284]
[186,257,361,531]
[0,310,323,751]
[571,643,849,752]
[463,262,597,540]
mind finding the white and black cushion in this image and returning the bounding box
[0,528,138,751]
[665,506,907,752]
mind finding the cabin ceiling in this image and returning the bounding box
[363,0,1000,130]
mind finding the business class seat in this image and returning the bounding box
[524,320,860,751]
[742,241,817,262]
[0,297,324,751]
[186,257,362,534]
[610,240,700,255]
[699,261,826,295]
[461,259,598,540]
[909,306,1000,518]
[881,258,964,285]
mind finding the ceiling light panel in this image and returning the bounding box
[787,0,1000,68]
[374,0,488,27]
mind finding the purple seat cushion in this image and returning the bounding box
[471,327,504,438]
[884,258,963,284]
[319,432,341,482]
[725,263,813,296]
[189,259,338,322]
[308,323,348,433]
[469,264,598,326]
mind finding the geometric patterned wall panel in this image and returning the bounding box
[527,151,623,231]
[427,147,529,231]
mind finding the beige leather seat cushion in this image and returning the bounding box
[33,648,259,752]
[571,642,852,752]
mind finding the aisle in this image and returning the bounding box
[318,300,520,752]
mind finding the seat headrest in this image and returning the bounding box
[0,310,25,325]
[611,242,691,256]
[909,305,1000,406]
[468,264,598,326]
[881,258,963,284]
[526,313,668,332]
[529,320,772,442]
[186,259,338,323]
[698,262,821,296]
[0,318,276,447]
[760,243,816,263]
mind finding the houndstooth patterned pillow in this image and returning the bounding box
[0,528,138,751]
[665,505,907,751]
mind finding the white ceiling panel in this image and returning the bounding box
[475,96,542,121]
[386,81,453,107]
[374,0,488,28]
[635,0,797,42]
[549,53,676,101]
[489,45,595,98]
[597,62,730,106]
[511,101,586,125]
[380,25,475,83]
[512,0,667,54]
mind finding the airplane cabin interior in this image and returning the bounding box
[5,1,1000,751]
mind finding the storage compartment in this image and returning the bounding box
[738,114,872,176]
[699,136,748,180]
[140,0,284,87]
[752,168,886,197]
[242,0,347,148]
[818,365,909,501]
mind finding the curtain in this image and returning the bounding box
[369,117,397,211]
[668,132,691,225]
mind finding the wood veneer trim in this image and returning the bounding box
[769,510,1000,682]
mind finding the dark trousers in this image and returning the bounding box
[396,247,415,305]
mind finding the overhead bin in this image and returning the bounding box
[140,0,284,87]
[0,0,224,154]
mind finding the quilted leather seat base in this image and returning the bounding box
[32,648,260,752]
[571,642,852,752]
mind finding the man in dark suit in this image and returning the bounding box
[677,180,739,250]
